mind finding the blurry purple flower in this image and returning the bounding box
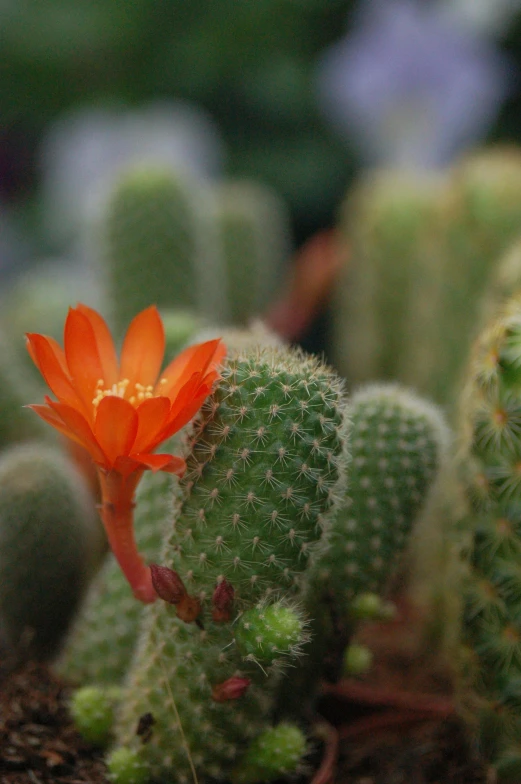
[316,0,512,169]
[40,101,224,245]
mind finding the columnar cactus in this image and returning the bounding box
[0,330,48,447]
[458,293,521,778]
[213,180,291,325]
[108,346,348,783]
[101,165,223,336]
[277,383,449,712]
[332,169,442,386]
[0,443,102,662]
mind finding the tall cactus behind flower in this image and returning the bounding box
[108,346,348,784]
[213,180,292,326]
[402,148,521,408]
[332,169,443,386]
[0,329,47,448]
[457,294,521,779]
[101,165,224,336]
[0,443,102,662]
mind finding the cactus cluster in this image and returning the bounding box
[9,144,521,784]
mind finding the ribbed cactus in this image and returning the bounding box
[101,165,223,336]
[57,467,177,685]
[108,346,348,783]
[0,443,102,662]
[332,169,443,386]
[458,293,521,779]
[213,180,291,325]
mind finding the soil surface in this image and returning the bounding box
[0,662,106,784]
[0,660,490,784]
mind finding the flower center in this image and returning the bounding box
[92,378,168,408]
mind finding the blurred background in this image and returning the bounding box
[2,0,521,355]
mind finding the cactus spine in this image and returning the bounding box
[108,346,348,783]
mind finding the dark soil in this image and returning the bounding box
[0,662,107,784]
[0,659,490,784]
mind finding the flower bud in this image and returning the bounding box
[212,579,235,622]
[150,564,187,604]
[211,676,251,702]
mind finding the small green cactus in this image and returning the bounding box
[231,723,307,784]
[109,346,348,783]
[234,601,307,667]
[0,443,102,662]
[70,685,123,746]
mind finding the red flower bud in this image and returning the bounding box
[211,676,251,703]
[212,579,235,622]
[176,594,203,624]
[150,564,187,604]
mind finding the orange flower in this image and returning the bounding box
[26,304,225,602]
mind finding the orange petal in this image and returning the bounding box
[93,396,138,467]
[76,304,119,386]
[64,308,109,414]
[132,396,171,454]
[26,333,86,413]
[159,385,212,442]
[130,453,186,474]
[159,339,224,400]
[46,399,108,465]
[120,306,165,389]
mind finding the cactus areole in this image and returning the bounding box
[25,303,225,603]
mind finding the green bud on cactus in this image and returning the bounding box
[70,685,123,746]
[349,592,396,622]
[106,747,147,784]
[343,643,373,677]
[234,602,307,666]
[0,443,101,662]
[231,724,307,784]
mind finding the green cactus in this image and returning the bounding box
[161,309,200,362]
[70,685,123,746]
[109,346,348,783]
[56,467,177,685]
[0,443,102,662]
[317,384,448,617]
[101,165,223,337]
[403,147,521,408]
[276,383,449,716]
[231,723,307,784]
[332,169,443,386]
[213,180,291,325]
[234,601,308,667]
[458,294,521,778]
